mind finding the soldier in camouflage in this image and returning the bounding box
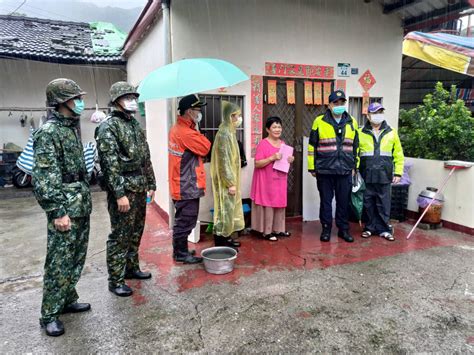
[95,81,156,297]
[33,78,92,337]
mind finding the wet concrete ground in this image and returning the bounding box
[1,192,473,353]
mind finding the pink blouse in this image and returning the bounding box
[250,138,288,208]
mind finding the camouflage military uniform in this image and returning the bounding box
[95,82,156,287]
[33,80,91,324]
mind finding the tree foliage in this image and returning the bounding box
[399,82,474,162]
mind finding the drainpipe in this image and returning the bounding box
[162,0,175,226]
[163,0,171,69]
[468,14,472,37]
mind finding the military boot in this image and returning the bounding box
[61,302,91,314]
[124,269,152,280]
[40,319,65,337]
[108,284,133,297]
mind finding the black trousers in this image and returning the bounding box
[172,198,200,242]
[364,183,391,234]
[316,174,352,231]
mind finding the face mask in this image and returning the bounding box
[72,99,85,115]
[193,112,203,123]
[123,99,138,112]
[234,116,243,127]
[332,105,346,116]
[370,113,385,124]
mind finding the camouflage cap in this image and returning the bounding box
[110,81,139,103]
[46,78,86,106]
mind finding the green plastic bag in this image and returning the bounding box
[351,172,366,225]
[205,223,214,234]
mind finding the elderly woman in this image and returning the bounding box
[358,102,404,241]
[250,116,294,241]
[210,101,244,249]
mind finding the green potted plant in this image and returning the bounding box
[399,82,474,162]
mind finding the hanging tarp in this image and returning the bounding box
[403,31,474,77]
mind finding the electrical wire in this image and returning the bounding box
[8,0,27,15]
[21,3,78,22]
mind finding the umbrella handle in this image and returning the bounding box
[406,167,456,240]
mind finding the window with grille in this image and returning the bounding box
[198,94,245,162]
[348,97,383,127]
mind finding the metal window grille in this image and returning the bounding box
[198,94,245,162]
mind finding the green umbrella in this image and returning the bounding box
[137,58,249,101]
[351,172,366,225]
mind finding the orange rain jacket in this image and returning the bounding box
[168,116,211,200]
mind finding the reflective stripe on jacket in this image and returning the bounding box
[308,110,359,175]
[168,116,211,200]
[358,120,404,184]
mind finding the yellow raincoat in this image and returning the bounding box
[210,101,244,237]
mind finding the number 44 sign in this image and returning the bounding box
[337,63,350,77]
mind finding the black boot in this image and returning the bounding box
[40,319,65,337]
[174,251,203,264]
[124,269,152,280]
[171,242,196,256]
[214,235,241,248]
[226,237,241,247]
[108,284,133,297]
[320,224,331,242]
[62,302,91,314]
[338,229,354,243]
[214,234,225,246]
[173,238,203,264]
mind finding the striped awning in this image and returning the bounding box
[403,31,474,77]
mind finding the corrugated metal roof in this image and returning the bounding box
[382,0,451,19]
[379,0,473,31]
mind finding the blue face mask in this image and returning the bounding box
[72,99,85,115]
[332,105,346,116]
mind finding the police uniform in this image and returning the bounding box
[33,78,92,336]
[308,90,359,242]
[95,82,156,297]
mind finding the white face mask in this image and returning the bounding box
[370,113,385,124]
[193,112,203,123]
[234,116,243,127]
[123,99,138,112]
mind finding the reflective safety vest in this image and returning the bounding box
[358,121,404,184]
[308,110,359,175]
